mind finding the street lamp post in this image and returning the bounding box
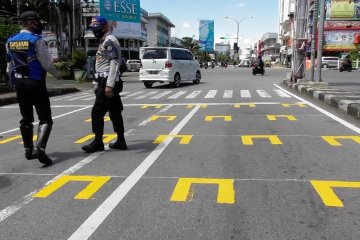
[225,16,253,62]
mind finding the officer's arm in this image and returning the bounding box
[35,39,60,79]
[104,39,119,88]
[5,44,13,78]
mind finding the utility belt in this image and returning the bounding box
[94,72,109,79]
[14,73,29,79]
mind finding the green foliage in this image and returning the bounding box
[218,54,229,62]
[0,18,20,41]
[53,61,72,71]
[71,51,87,69]
[348,50,360,62]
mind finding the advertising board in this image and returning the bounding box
[325,0,360,20]
[199,20,214,52]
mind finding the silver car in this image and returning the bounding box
[321,57,340,69]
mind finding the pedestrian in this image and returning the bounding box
[6,11,61,165]
[81,16,127,153]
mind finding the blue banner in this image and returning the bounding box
[100,0,141,23]
[199,20,214,52]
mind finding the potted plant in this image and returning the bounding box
[71,50,87,81]
[53,61,73,79]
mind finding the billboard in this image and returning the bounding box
[42,31,59,61]
[199,20,214,52]
[100,0,142,39]
[325,0,360,20]
[323,30,358,51]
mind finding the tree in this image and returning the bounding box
[0,18,20,41]
[218,53,229,62]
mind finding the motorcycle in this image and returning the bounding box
[339,63,352,72]
[251,63,265,75]
[211,62,215,68]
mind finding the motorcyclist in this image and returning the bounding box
[257,55,264,71]
[342,55,352,70]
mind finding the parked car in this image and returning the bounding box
[321,56,340,68]
[139,47,201,88]
[126,59,141,72]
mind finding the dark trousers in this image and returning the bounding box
[15,78,53,128]
[91,79,124,136]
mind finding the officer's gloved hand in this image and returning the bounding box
[105,86,114,98]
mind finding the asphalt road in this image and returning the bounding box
[1,67,360,239]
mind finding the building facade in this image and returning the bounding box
[146,13,175,47]
[259,32,281,61]
[278,0,295,65]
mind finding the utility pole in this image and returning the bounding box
[310,0,319,81]
[316,0,326,82]
[292,0,308,82]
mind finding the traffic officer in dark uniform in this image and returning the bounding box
[81,16,127,153]
[6,11,60,165]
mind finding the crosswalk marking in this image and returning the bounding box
[273,90,291,98]
[223,90,233,98]
[257,90,271,98]
[168,91,187,99]
[151,91,173,99]
[65,93,93,101]
[134,91,159,99]
[52,92,91,101]
[240,90,251,98]
[204,90,217,98]
[185,90,202,99]
[122,91,144,99]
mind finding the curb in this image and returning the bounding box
[283,80,360,119]
[0,88,80,107]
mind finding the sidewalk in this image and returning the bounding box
[284,70,360,119]
[0,76,92,106]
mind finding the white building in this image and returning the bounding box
[146,13,175,47]
[278,0,296,64]
[215,43,231,55]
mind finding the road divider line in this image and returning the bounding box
[68,105,201,240]
[0,106,91,135]
[274,84,360,134]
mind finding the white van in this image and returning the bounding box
[139,47,201,88]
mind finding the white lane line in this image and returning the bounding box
[240,90,251,98]
[138,105,173,126]
[273,89,291,98]
[150,91,173,99]
[223,90,233,98]
[204,90,217,98]
[120,92,130,97]
[257,90,271,98]
[185,90,202,99]
[121,91,144,99]
[274,84,360,134]
[51,91,91,101]
[0,106,91,135]
[68,105,201,240]
[65,94,93,101]
[167,91,187,99]
[134,91,159,100]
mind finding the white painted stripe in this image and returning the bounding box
[81,97,96,101]
[274,84,360,134]
[150,91,173,99]
[65,93,93,101]
[68,105,201,240]
[185,90,202,99]
[134,91,159,99]
[223,90,233,98]
[273,89,291,98]
[167,91,187,99]
[138,105,173,126]
[0,106,91,135]
[257,90,271,98]
[240,90,251,98]
[122,91,144,99]
[52,92,91,101]
[204,90,217,98]
[119,92,130,97]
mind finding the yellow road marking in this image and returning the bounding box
[33,175,111,200]
[241,135,282,145]
[266,115,297,121]
[321,136,360,146]
[141,104,163,109]
[0,136,22,144]
[281,103,306,108]
[186,104,208,109]
[74,134,117,144]
[234,103,256,108]
[311,180,360,207]
[149,115,177,121]
[205,115,232,122]
[153,134,193,144]
[170,178,235,204]
[85,116,110,122]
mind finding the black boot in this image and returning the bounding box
[20,125,35,160]
[34,124,53,165]
[109,133,127,150]
[82,135,104,153]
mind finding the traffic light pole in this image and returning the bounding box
[310,0,319,81]
[316,0,326,82]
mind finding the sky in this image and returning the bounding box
[141,0,279,54]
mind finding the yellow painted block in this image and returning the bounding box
[170,178,235,204]
[186,104,207,109]
[74,134,117,144]
[311,180,360,207]
[141,104,162,109]
[281,103,306,108]
[234,103,256,108]
[149,115,177,121]
[85,116,110,122]
[321,136,360,146]
[33,175,111,200]
[205,116,232,122]
[241,135,282,145]
[153,134,193,144]
[266,115,297,121]
[0,135,22,144]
